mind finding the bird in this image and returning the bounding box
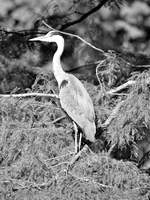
[29,31,96,153]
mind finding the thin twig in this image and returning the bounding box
[51,162,69,167]
[108,92,128,96]
[96,59,107,85]
[42,21,104,53]
[46,152,74,162]
[68,145,89,169]
[0,93,59,98]
[66,60,101,73]
[1,176,149,191]
[0,178,55,190]
[51,115,66,124]
[68,171,113,188]
[130,186,150,191]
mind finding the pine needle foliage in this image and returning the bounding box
[96,51,142,90]
[72,153,150,189]
[0,67,150,200]
[106,70,150,156]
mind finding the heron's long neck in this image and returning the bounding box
[52,37,66,86]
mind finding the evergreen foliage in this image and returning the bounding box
[0,0,150,199]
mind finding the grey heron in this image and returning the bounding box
[29,31,96,153]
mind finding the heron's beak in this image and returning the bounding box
[29,35,48,42]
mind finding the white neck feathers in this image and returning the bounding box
[52,35,67,86]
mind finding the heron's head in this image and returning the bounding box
[29,31,64,44]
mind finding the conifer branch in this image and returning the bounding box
[60,0,110,30]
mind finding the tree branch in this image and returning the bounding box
[107,80,135,95]
[68,145,89,170]
[101,100,125,127]
[42,21,104,53]
[106,77,150,96]
[51,115,66,123]
[60,0,110,30]
[0,93,59,98]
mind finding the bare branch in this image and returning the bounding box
[68,171,113,188]
[107,77,150,96]
[51,115,66,123]
[60,0,110,30]
[106,80,135,95]
[68,145,89,169]
[66,61,100,73]
[0,93,59,98]
[42,21,104,53]
[46,152,74,162]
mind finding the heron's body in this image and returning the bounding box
[59,74,96,142]
[30,32,96,143]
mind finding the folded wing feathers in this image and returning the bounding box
[59,74,96,141]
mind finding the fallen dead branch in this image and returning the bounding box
[68,145,89,170]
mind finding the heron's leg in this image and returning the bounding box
[73,122,78,153]
[78,132,82,151]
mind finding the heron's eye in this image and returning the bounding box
[60,79,68,89]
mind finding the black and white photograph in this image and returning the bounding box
[0,0,150,199]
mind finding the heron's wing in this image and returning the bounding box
[59,74,95,127]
